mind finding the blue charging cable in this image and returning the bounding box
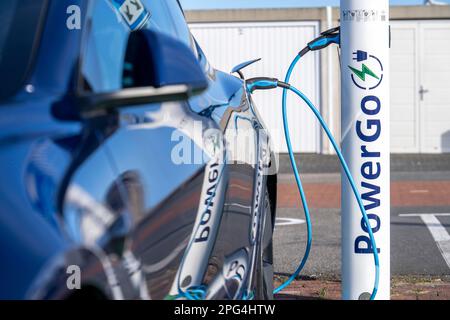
[245,26,379,299]
[273,53,311,295]
[285,84,380,300]
[246,74,380,300]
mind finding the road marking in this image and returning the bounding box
[275,218,305,227]
[399,213,450,217]
[399,213,450,270]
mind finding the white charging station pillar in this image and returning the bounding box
[340,0,390,300]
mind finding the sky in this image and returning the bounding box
[180,0,450,10]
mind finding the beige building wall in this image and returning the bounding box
[186,6,450,154]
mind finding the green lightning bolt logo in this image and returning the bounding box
[348,64,380,82]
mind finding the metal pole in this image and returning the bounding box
[340,0,390,300]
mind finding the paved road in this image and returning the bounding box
[273,171,450,278]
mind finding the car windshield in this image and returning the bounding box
[0,0,46,101]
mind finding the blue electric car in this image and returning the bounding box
[0,0,278,299]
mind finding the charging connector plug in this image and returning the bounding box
[307,26,340,51]
[246,77,290,94]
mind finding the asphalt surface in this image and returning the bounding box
[273,154,450,279]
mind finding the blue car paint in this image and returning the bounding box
[0,0,276,300]
[0,100,77,299]
[0,0,88,299]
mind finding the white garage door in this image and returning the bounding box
[391,21,450,153]
[190,22,321,153]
